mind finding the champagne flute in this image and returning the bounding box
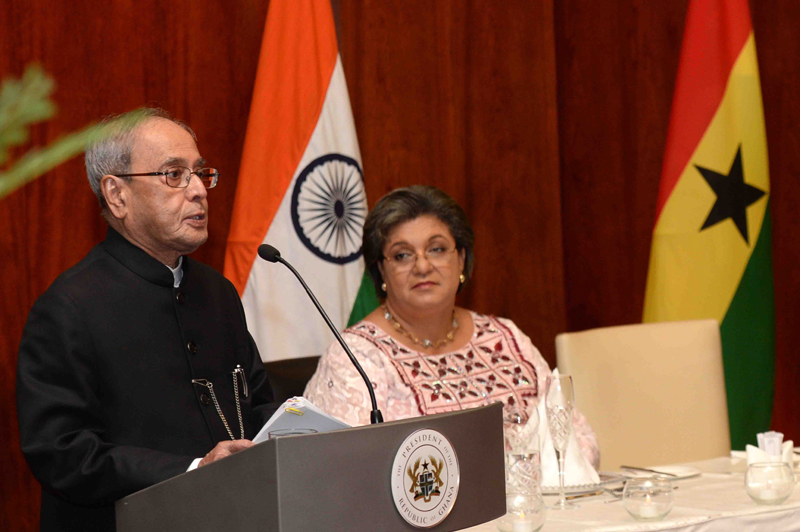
[546,374,576,510]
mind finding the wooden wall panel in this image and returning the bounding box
[554,0,687,330]
[2,1,799,530]
[339,0,567,365]
[752,1,800,442]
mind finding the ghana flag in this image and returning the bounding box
[643,0,774,450]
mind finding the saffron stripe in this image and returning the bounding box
[224,0,339,294]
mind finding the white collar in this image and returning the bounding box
[165,256,184,288]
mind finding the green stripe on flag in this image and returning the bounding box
[347,271,380,327]
[720,201,775,449]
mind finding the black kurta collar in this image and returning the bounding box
[101,226,184,288]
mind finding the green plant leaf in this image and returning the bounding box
[0,64,57,166]
[0,63,148,200]
[0,123,104,198]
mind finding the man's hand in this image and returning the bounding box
[198,440,254,467]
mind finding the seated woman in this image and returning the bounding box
[304,185,599,468]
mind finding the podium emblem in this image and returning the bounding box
[391,429,460,528]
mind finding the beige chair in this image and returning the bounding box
[555,320,730,471]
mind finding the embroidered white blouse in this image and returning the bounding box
[304,312,600,468]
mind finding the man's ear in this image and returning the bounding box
[101,175,128,220]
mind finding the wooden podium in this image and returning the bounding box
[116,403,505,532]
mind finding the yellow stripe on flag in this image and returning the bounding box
[644,35,769,323]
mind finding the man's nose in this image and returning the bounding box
[185,173,208,200]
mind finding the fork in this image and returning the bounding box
[602,487,624,502]
[620,465,679,477]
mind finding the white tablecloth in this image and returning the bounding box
[462,457,800,532]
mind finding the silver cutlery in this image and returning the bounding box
[620,465,679,477]
[565,490,603,501]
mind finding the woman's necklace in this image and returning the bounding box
[382,305,459,349]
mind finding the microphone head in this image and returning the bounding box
[257,244,281,263]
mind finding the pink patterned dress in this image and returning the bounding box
[304,312,600,468]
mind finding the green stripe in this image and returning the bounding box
[347,271,380,326]
[720,201,775,449]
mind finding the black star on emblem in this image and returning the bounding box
[421,461,429,471]
[695,145,765,244]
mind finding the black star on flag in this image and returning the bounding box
[696,145,765,244]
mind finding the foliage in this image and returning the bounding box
[0,64,106,199]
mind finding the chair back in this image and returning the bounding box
[555,319,730,471]
[264,356,321,404]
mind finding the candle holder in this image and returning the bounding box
[745,462,795,505]
[496,492,546,532]
[622,477,673,521]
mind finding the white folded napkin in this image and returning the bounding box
[746,440,794,467]
[757,431,784,456]
[535,372,600,487]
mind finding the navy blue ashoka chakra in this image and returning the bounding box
[290,154,366,264]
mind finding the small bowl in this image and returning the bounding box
[745,462,795,505]
[622,477,673,521]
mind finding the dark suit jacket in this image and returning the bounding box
[17,227,277,531]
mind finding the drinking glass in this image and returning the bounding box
[545,375,576,510]
[498,409,545,532]
[268,428,317,439]
[504,408,541,493]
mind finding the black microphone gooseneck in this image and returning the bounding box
[257,244,384,424]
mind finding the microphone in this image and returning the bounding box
[257,244,384,424]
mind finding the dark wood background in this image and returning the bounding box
[2,1,797,529]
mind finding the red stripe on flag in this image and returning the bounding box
[224,0,338,295]
[655,0,752,222]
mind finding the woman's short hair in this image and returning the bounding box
[362,185,475,298]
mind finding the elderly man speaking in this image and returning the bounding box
[16,109,277,532]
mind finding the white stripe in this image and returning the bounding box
[242,56,366,362]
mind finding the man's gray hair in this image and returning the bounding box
[85,108,197,210]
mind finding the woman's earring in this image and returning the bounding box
[381,282,387,292]
[459,274,466,284]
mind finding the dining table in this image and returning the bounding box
[462,455,800,532]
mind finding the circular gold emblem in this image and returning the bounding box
[391,428,460,528]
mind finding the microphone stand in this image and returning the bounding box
[270,254,384,424]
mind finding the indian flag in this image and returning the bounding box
[643,0,774,449]
[224,0,378,362]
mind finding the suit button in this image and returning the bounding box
[200,393,211,406]
[187,341,198,354]
[176,291,185,304]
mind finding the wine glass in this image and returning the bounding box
[546,374,576,509]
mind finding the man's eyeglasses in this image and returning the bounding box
[382,245,457,271]
[114,166,220,189]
